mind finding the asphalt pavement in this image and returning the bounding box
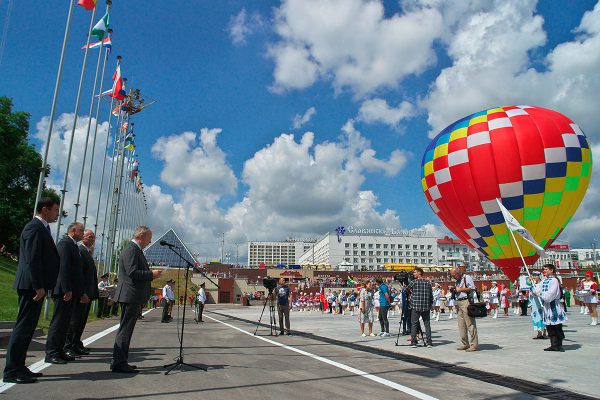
[0,304,597,400]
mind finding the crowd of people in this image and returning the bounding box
[283,265,597,352]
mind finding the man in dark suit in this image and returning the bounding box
[3,197,60,384]
[45,222,87,364]
[65,229,99,355]
[111,226,159,374]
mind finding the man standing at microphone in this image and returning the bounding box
[110,226,159,373]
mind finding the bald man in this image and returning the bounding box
[450,267,479,351]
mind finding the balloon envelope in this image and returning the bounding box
[421,106,592,281]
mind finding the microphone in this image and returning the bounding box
[160,240,177,248]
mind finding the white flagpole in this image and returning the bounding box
[55,6,98,239]
[75,2,112,223]
[82,29,112,229]
[33,0,75,216]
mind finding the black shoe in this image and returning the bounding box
[111,364,138,374]
[544,346,560,351]
[161,320,169,323]
[280,331,285,335]
[45,355,67,364]
[22,369,43,378]
[127,364,138,369]
[63,351,80,359]
[73,347,90,355]
[3,374,37,384]
[286,332,291,336]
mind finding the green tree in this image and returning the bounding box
[0,97,58,253]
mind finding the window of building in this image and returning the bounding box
[368,244,373,249]
[420,245,425,249]
[383,244,388,248]
[376,244,381,249]
[405,244,410,249]
[345,243,350,248]
[383,251,388,256]
[427,245,432,250]
[361,244,366,248]
[391,244,396,249]
[361,251,366,256]
[413,245,418,249]
[345,250,350,255]
[368,251,373,256]
[353,243,358,248]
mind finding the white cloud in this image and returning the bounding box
[422,0,600,140]
[269,0,444,96]
[357,98,415,129]
[34,113,115,234]
[151,128,237,196]
[227,8,264,46]
[292,106,316,129]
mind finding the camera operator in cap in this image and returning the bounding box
[450,266,479,351]
[276,277,292,335]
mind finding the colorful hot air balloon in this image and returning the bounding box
[421,106,592,281]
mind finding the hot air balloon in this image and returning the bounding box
[421,106,592,281]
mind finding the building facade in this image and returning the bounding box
[297,227,439,271]
[247,238,316,268]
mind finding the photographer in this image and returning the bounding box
[276,277,292,335]
[450,267,479,352]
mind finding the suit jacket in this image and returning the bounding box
[113,241,153,304]
[54,236,85,297]
[78,243,99,300]
[14,218,60,291]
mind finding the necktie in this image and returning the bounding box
[46,224,52,236]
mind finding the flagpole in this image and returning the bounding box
[75,2,112,223]
[104,103,125,275]
[34,0,76,216]
[83,28,112,229]
[506,228,533,279]
[55,6,98,239]
[95,55,120,274]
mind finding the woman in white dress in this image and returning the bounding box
[489,281,500,318]
[582,270,598,325]
[432,283,443,321]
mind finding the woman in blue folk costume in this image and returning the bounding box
[529,272,547,339]
[533,264,567,352]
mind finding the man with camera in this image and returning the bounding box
[450,267,479,352]
[407,267,433,347]
[276,277,292,335]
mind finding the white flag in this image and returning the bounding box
[495,198,545,256]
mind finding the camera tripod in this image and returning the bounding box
[254,289,278,336]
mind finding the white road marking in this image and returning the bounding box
[0,307,155,393]
[205,313,439,400]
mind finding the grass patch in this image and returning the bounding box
[0,256,19,320]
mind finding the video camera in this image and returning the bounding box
[393,271,412,286]
[262,277,278,293]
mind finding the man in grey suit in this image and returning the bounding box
[111,226,159,373]
[3,197,60,384]
[45,222,87,364]
[65,229,99,355]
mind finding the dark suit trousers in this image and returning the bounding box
[3,290,43,377]
[97,297,107,318]
[45,297,74,357]
[65,301,89,350]
[112,302,141,367]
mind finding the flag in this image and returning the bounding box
[110,65,126,101]
[81,37,111,52]
[124,143,135,152]
[121,122,129,132]
[112,103,126,116]
[77,0,97,10]
[91,13,110,40]
[320,292,328,310]
[496,198,545,256]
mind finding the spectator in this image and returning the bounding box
[408,268,433,348]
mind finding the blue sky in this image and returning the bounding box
[1,0,599,261]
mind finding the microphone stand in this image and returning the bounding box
[161,244,213,375]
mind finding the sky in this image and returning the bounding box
[1,0,599,263]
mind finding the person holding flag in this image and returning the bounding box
[533,264,567,352]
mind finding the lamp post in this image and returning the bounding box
[592,239,597,269]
